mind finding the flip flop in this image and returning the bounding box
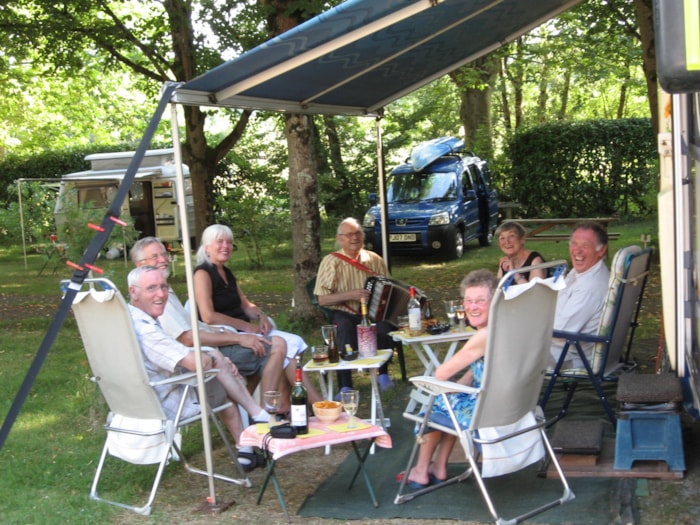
[395,471,429,489]
[429,474,447,485]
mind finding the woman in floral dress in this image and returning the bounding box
[398,269,499,488]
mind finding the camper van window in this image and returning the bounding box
[79,186,114,208]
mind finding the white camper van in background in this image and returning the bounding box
[54,148,195,248]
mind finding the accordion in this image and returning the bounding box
[364,276,428,325]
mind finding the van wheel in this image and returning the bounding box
[479,228,494,247]
[446,230,464,259]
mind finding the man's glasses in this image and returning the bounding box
[339,231,363,238]
[138,252,170,264]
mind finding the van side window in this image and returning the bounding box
[462,168,476,196]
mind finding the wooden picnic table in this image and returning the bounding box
[503,217,619,242]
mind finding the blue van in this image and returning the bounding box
[362,137,498,260]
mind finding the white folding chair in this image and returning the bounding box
[395,262,575,524]
[68,278,250,516]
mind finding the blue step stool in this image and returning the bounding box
[614,373,685,471]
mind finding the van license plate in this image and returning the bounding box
[390,234,416,242]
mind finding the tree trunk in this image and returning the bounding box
[499,57,512,132]
[284,113,322,320]
[633,0,658,134]
[321,115,352,218]
[558,70,571,120]
[450,55,498,159]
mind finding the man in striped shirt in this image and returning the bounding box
[313,217,396,393]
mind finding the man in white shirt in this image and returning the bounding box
[551,222,610,368]
[130,237,287,397]
[127,266,270,471]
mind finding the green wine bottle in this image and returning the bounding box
[290,357,308,434]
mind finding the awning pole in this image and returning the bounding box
[168,91,217,504]
[375,111,391,272]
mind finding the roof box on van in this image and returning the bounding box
[411,136,464,171]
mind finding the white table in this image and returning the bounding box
[391,330,475,420]
[304,349,393,452]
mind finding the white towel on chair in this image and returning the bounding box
[478,412,544,478]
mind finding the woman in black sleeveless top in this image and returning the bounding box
[495,222,546,283]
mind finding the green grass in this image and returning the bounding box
[0,218,661,523]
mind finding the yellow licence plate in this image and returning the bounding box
[390,233,416,242]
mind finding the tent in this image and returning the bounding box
[2,0,585,510]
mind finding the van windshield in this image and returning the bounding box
[387,171,458,203]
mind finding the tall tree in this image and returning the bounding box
[0,0,267,239]
[449,55,500,159]
[260,0,340,321]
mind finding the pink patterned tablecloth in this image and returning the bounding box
[240,414,392,460]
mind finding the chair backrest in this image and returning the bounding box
[591,246,651,375]
[470,262,564,430]
[70,279,167,421]
[306,275,334,323]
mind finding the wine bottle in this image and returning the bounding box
[360,298,371,327]
[424,300,433,321]
[327,326,339,363]
[407,286,422,336]
[290,357,308,434]
[357,298,377,357]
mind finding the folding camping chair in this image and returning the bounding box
[540,246,652,425]
[395,261,575,524]
[68,278,250,516]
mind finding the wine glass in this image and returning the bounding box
[444,300,458,329]
[263,390,281,419]
[340,389,360,429]
[454,306,466,331]
[321,325,336,345]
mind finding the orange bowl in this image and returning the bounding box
[312,400,343,423]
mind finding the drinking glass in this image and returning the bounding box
[311,345,329,364]
[454,306,466,331]
[321,325,337,345]
[444,300,459,329]
[263,390,281,416]
[340,389,360,429]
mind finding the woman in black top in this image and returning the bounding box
[495,222,546,283]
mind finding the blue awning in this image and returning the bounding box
[172,0,583,116]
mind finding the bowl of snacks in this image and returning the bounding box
[312,400,343,424]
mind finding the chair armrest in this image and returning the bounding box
[150,369,219,388]
[409,375,480,396]
[552,329,608,344]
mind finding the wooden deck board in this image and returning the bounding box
[541,438,684,480]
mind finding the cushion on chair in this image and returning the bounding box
[590,245,641,374]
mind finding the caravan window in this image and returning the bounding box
[77,184,119,208]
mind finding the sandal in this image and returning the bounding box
[395,471,429,489]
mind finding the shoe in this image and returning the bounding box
[334,386,353,402]
[237,452,257,473]
[378,373,394,391]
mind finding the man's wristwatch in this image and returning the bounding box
[219,327,225,334]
